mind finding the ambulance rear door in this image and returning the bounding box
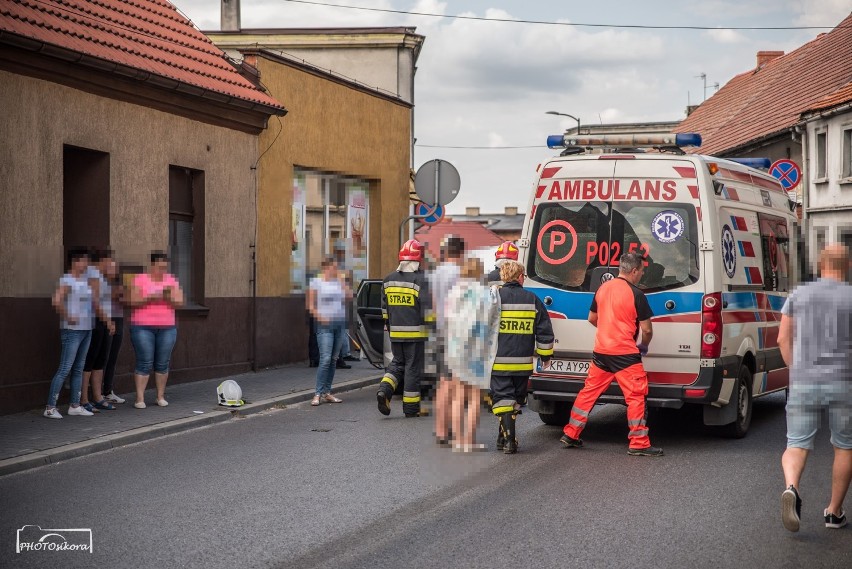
[608,157,705,382]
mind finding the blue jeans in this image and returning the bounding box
[130,325,178,375]
[316,322,346,395]
[46,329,92,407]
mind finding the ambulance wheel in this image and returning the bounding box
[538,403,570,426]
[721,366,753,439]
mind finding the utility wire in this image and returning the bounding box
[281,0,844,30]
[416,144,543,149]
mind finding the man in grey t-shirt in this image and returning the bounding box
[778,244,852,532]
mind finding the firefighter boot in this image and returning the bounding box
[501,413,518,455]
[376,384,393,416]
[496,418,506,451]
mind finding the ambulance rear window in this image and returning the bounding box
[528,202,700,292]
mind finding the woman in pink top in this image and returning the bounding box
[128,251,184,408]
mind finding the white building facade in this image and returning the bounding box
[801,90,852,269]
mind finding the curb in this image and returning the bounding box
[0,375,381,477]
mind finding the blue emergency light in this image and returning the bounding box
[727,157,771,169]
[547,132,702,149]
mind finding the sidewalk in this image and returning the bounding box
[0,359,382,476]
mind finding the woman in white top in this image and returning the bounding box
[307,256,352,406]
[44,248,96,419]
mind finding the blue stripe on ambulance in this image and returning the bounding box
[526,288,703,319]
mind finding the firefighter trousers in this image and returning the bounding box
[562,362,651,449]
[490,375,528,416]
[380,341,425,416]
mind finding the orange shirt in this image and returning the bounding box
[591,277,653,355]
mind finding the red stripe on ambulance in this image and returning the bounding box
[652,313,701,324]
[766,368,789,391]
[673,166,697,178]
[540,166,562,179]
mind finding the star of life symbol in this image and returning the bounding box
[722,225,737,278]
[652,210,685,243]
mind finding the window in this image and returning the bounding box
[292,168,370,293]
[757,214,790,292]
[815,131,827,179]
[528,201,699,293]
[842,128,852,179]
[842,230,852,282]
[168,166,204,306]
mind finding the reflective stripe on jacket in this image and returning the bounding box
[381,271,432,342]
[492,282,554,375]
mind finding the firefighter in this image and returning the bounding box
[491,260,554,454]
[560,252,664,457]
[486,241,520,286]
[377,239,433,418]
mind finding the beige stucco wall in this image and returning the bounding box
[0,70,258,298]
[253,56,412,297]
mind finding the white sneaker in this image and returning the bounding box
[44,407,63,419]
[67,405,93,417]
[156,399,169,407]
[134,401,146,409]
[105,392,125,404]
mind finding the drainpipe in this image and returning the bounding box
[250,157,258,372]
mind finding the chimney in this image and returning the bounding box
[221,0,241,32]
[686,104,700,116]
[465,207,480,216]
[504,206,518,216]
[756,50,783,69]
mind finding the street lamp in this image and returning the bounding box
[546,111,581,135]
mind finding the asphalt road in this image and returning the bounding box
[1,388,848,569]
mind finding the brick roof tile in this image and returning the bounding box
[675,13,852,154]
[415,221,503,259]
[0,0,284,112]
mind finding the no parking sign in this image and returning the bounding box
[769,159,801,191]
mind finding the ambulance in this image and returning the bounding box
[521,132,799,437]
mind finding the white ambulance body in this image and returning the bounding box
[522,133,798,437]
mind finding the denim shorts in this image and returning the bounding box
[786,382,852,450]
[130,325,177,375]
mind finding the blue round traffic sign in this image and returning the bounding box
[415,202,444,225]
[769,159,801,190]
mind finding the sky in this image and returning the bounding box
[172,0,852,213]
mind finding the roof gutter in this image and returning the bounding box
[800,100,852,122]
[0,30,287,117]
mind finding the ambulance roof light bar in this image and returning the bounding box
[547,133,702,150]
[727,157,771,169]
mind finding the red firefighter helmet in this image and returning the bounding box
[495,241,519,261]
[398,239,424,261]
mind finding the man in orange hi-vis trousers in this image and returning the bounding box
[560,252,664,457]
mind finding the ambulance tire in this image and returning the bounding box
[720,366,753,439]
[538,403,571,426]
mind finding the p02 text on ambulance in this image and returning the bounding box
[519,132,799,438]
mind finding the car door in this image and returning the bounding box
[355,279,391,367]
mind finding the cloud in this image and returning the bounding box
[413,7,665,102]
[704,28,747,43]
[792,0,851,27]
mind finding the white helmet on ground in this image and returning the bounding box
[217,380,244,407]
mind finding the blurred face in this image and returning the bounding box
[102,258,118,278]
[151,258,169,276]
[322,261,337,279]
[71,255,89,274]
